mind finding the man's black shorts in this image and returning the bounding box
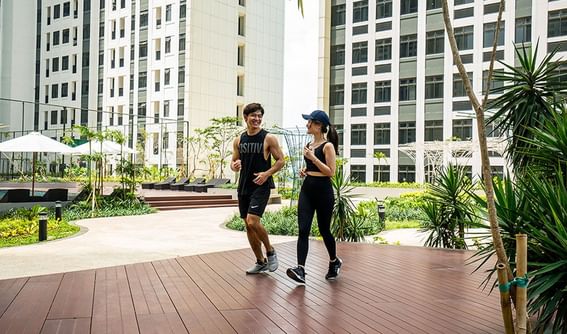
[238,186,270,219]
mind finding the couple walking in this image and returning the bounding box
[230,103,342,284]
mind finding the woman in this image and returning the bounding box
[286,110,342,284]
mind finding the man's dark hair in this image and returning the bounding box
[243,103,264,116]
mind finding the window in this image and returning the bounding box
[238,15,245,36]
[452,119,473,140]
[52,84,59,98]
[138,102,146,117]
[140,10,148,28]
[164,36,171,54]
[166,4,172,22]
[331,44,345,66]
[374,165,390,182]
[399,78,416,101]
[454,25,474,50]
[61,83,68,97]
[400,0,418,15]
[164,100,170,117]
[352,67,367,76]
[427,0,442,10]
[54,4,61,19]
[374,81,391,102]
[52,57,59,72]
[398,165,416,182]
[482,70,504,94]
[62,29,69,44]
[164,68,171,85]
[179,33,186,51]
[399,121,416,144]
[485,122,504,138]
[330,84,344,106]
[453,72,472,97]
[454,7,474,19]
[426,30,444,54]
[549,9,567,37]
[484,3,501,15]
[376,0,392,19]
[516,17,531,43]
[180,4,186,19]
[353,1,368,23]
[454,0,473,4]
[331,4,346,26]
[237,75,244,96]
[351,107,366,117]
[63,2,70,16]
[376,21,392,32]
[61,56,69,71]
[425,120,443,141]
[351,165,366,183]
[375,38,392,61]
[351,149,366,158]
[374,123,390,145]
[425,75,443,99]
[139,41,148,58]
[139,71,147,88]
[61,109,67,124]
[351,83,367,104]
[352,42,368,63]
[53,31,60,46]
[400,34,417,58]
[351,124,367,145]
[483,22,505,47]
[178,98,184,116]
[51,110,58,125]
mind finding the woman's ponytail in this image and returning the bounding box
[326,124,340,155]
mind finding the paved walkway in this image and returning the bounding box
[0,205,296,280]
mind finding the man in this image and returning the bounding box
[231,102,285,274]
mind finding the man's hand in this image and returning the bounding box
[299,167,307,178]
[231,159,242,172]
[253,172,268,185]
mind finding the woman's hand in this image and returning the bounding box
[303,145,315,161]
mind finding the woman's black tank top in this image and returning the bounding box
[238,129,274,195]
[305,142,328,173]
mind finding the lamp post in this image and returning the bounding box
[38,211,48,241]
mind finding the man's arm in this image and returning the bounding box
[253,134,285,185]
[230,136,241,172]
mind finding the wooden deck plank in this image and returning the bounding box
[41,318,91,334]
[125,262,187,334]
[0,241,505,334]
[0,277,27,318]
[0,274,62,334]
[91,267,138,334]
[48,270,95,320]
[152,258,236,334]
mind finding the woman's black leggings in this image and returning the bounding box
[297,175,336,266]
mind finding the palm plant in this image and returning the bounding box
[487,43,567,173]
[331,159,355,242]
[420,164,477,249]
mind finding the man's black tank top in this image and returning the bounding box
[305,142,328,173]
[238,129,275,195]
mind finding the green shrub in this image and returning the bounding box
[0,215,79,248]
[384,191,428,222]
[350,182,424,189]
[64,191,155,221]
[225,206,319,237]
[277,187,299,200]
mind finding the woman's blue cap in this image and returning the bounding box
[302,110,331,126]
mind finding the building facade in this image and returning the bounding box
[318,0,567,183]
[0,0,284,171]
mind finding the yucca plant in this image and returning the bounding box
[420,164,477,249]
[487,42,567,174]
[331,160,356,242]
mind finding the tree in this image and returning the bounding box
[186,128,209,179]
[373,151,386,182]
[202,116,241,179]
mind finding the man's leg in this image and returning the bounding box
[244,215,265,261]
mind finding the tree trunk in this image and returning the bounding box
[441,0,514,281]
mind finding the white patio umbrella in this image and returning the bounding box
[72,140,135,155]
[0,132,75,194]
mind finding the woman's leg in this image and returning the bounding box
[297,186,315,266]
[315,183,336,261]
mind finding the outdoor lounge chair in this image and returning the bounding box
[0,189,31,203]
[39,188,68,202]
[182,178,206,192]
[153,177,177,190]
[169,177,190,190]
[193,178,230,193]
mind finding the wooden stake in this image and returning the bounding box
[497,262,515,334]
[516,234,528,334]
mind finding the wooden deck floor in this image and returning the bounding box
[0,241,504,334]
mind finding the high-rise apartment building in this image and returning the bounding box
[318,0,567,183]
[0,0,284,170]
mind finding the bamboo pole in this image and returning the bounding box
[497,263,515,334]
[516,234,528,334]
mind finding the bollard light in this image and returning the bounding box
[55,201,62,221]
[377,201,386,223]
[38,212,48,241]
